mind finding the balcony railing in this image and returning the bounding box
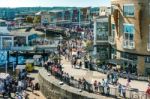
[147,43,150,51]
[96,35,108,41]
[123,40,135,49]
[108,36,115,45]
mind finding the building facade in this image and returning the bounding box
[110,0,150,75]
[93,7,111,62]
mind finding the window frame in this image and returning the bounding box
[123,4,135,17]
[123,23,135,48]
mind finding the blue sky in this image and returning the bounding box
[0,0,110,7]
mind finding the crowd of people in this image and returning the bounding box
[0,70,40,99]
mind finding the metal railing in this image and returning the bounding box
[45,67,149,99]
[123,40,135,49]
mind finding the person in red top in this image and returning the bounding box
[146,86,150,97]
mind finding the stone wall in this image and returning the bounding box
[38,69,106,99]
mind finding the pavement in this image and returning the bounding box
[26,67,46,99]
[61,56,148,92]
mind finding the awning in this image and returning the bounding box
[33,55,42,59]
[0,73,10,80]
[16,65,26,70]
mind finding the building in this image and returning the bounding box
[93,7,111,62]
[110,0,150,75]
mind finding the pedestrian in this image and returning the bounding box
[118,83,122,97]
[146,85,150,98]
[31,83,34,93]
[79,61,82,69]
[78,78,82,89]
[98,82,102,94]
[94,80,98,93]
[122,85,126,98]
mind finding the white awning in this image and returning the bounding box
[0,73,10,79]
[16,65,26,70]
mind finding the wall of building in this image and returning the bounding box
[111,0,150,75]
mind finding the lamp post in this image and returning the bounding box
[44,28,47,43]
[5,60,7,74]
[13,61,15,72]
[58,35,61,64]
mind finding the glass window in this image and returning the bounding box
[123,24,134,34]
[112,24,115,30]
[123,4,134,17]
[145,57,150,63]
[123,24,135,48]
[121,52,137,61]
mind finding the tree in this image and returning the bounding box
[26,16,33,23]
[85,40,93,51]
[33,16,41,24]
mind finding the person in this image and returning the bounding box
[31,83,34,93]
[146,86,150,97]
[101,79,105,95]
[82,78,86,90]
[94,80,98,93]
[122,85,126,98]
[78,78,82,89]
[79,61,82,69]
[98,82,102,94]
[118,83,122,97]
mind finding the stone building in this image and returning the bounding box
[110,0,150,75]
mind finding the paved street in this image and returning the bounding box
[26,67,46,99]
[61,56,148,92]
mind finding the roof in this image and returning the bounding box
[49,9,65,13]
[26,59,34,63]
[16,65,26,70]
[0,19,6,22]
[35,11,49,15]
[0,27,10,34]
[33,55,42,59]
[10,29,37,37]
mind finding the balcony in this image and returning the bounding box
[108,36,115,45]
[147,43,150,51]
[96,35,108,43]
[123,40,135,49]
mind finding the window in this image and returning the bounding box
[112,24,115,30]
[123,4,134,17]
[121,52,137,61]
[145,57,150,63]
[96,22,108,40]
[110,23,115,42]
[123,24,135,48]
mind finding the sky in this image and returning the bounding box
[0,0,110,8]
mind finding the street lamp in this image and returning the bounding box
[57,35,61,64]
[44,28,47,43]
[5,60,7,74]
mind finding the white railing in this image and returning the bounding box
[147,43,150,51]
[108,36,115,45]
[123,40,135,49]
